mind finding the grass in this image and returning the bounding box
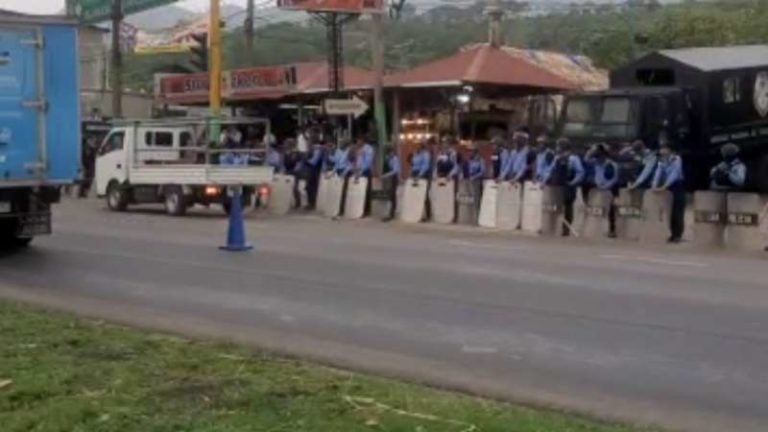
[0,301,658,432]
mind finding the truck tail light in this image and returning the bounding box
[205,186,220,197]
[259,185,270,198]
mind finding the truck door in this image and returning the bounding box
[95,131,128,196]
[0,27,44,181]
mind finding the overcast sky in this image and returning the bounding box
[0,0,219,14]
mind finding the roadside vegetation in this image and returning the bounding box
[0,301,658,432]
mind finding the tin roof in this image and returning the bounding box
[385,43,585,91]
[658,45,768,72]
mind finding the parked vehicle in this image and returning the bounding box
[0,13,80,247]
[558,45,768,191]
[95,117,274,216]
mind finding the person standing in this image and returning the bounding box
[710,143,747,191]
[303,133,325,211]
[411,141,433,221]
[282,139,304,209]
[490,136,509,180]
[533,135,556,184]
[652,143,686,243]
[625,140,658,190]
[354,137,376,217]
[510,131,533,183]
[266,142,283,172]
[466,147,486,214]
[333,140,353,218]
[553,138,585,236]
[587,143,620,238]
[381,146,401,222]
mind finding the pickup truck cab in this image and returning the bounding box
[95,117,274,216]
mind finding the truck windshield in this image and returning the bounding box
[562,96,637,139]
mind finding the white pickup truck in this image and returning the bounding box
[95,117,274,216]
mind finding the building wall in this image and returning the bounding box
[79,26,108,92]
[81,90,154,119]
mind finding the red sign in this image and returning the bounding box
[156,66,297,105]
[277,0,384,14]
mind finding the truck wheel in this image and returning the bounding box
[756,154,768,193]
[106,182,128,211]
[164,188,187,216]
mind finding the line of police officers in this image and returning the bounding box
[265,126,749,244]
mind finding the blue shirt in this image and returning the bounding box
[511,146,531,181]
[593,160,619,190]
[333,148,352,176]
[411,150,431,178]
[492,148,509,178]
[652,155,684,189]
[710,159,746,190]
[220,152,249,166]
[499,149,517,180]
[266,148,283,171]
[382,154,400,179]
[467,157,486,180]
[306,145,324,168]
[534,150,555,183]
[355,143,375,175]
[631,150,658,189]
[567,155,585,187]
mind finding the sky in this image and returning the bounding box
[0,0,221,14]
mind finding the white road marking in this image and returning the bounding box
[600,254,708,268]
[461,345,499,354]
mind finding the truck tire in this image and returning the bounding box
[106,182,128,211]
[164,188,187,216]
[0,220,32,250]
[756,154,768,193]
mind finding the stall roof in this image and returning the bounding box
[385,43,582,91]
[656,45,768,72]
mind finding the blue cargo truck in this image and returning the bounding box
[0,13,80,247]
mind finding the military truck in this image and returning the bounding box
[558,45,768,191]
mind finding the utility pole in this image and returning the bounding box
[245,0,255,52]
[111,0,123,118]
[370,11,387,168]
[210,0,223,142]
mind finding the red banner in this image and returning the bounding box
[277,0,384,14]
[156,66,297,105]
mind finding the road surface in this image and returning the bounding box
[1,199,768,431]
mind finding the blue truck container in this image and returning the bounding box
[0,12,80,246]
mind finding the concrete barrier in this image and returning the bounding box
[693,191,726,248]
[323,175,344,218]
[496,181,523,230]
[456,180,480,225]
[582,189,613,238]
[520,183,563,236]
[521,182,543,234]
[615,189,644,241]
[268,174,295,216]
[400,179,428,223]
[640,190,672,244]
[344,177,368,220]
[725,193,768,251]
[478,180,498,228]
[431,178,456,224]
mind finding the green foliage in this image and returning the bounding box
[121,0,768,91]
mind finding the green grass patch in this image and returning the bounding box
[0,301,658,432]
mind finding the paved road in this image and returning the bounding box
[2,199,768,431]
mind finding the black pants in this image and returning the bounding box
[562,185,577,236]
[337,172,350,216]
[305,168,321,209]
[607,187,619,235]
[292,175,302,209]
[362,171,373,217]
[670,183,686,240]
[385,177,399,219]
[423,178,432,221]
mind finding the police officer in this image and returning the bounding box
[498,136,517,181]
[490,136,509,180]
[510,131,533,183]
[552,138,585,236]
[466,147,486,213]
[625,140,658,190]
[282,139,304,209]
[587,143,620,238]
[354,137,376,216]
[303,130,324,211]
[381,146,401,222]
[533,135,556,184]
[266,142,283,172]
[710,143,747,191]
[652,142,686,243]
[333,139,353,218]
[411,141,433,221]
[434,139,460,179]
